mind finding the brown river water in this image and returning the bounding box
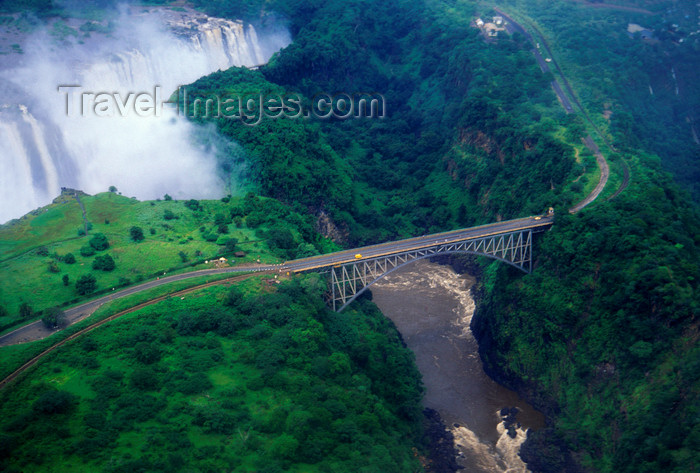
[370,259,545,472]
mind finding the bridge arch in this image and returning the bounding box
[327,228,533,312]
[331,249,529,312]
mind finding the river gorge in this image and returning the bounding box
[372,259,545,472]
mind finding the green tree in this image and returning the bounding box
[89,233,109,251]
[80,245,96,257]
[42,307,66,328]
[130,367,159,391]
[19,302,32,319]
[62,274,70,286]
[76,274,97,295]
[130,226,144,242]
[164,193,172,201]
[33,390,76,415]
[223,237,238,253]
[184,199,201,211]
[92,254,116,271]
[108,185,118,193]
[47,260,59,273]
[63,252,76,264]
[164,209,177,220]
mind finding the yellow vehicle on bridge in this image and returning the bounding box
[354,254,362,259]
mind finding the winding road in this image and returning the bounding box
[496,7,630,211]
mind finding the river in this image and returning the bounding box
[370,259,545,472]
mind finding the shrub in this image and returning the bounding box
[63,252,76,264]
[130,367,159,391]
[19,302,32,319]
[80,245,96,257]
[130,226,144,242]
[89,233,109,251]
[33,390,76,415]
[41,307,66,328]
[76,274,97,295]
[184,199,201,211]
[92,254,115,271]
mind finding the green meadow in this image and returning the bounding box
[0,191,333,332]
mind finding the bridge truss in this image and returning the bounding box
[327,229,533,312]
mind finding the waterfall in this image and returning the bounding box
[0,8,290,224]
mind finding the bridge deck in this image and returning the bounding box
[282,216,553,273]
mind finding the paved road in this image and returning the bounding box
[0,264,273,346]
[497,8,630,209]
[500,8,573,113]
[0,216,553,346]
[569,136,610,213]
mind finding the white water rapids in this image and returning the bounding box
[0,7,290,224]
[371,259,544,472]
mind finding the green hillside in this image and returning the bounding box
[0,191,335,333]
[0,276,424,472]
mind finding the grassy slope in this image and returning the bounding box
[0,191,315,330]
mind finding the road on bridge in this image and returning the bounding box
[283,216,553,273]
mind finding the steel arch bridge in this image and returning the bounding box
[325,228,533,311]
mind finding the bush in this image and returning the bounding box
[164,209,177,220]
[223,238,239,253]
[48,260,59,273]
[130,226,144,242]
[89,233,109,251]
[62,274,70,286]
[134,342,161,364]
[93,254,116,271]
[42,307,66,328]
[80,245,96,257]
[33,390,76,415]
[130,367,159,391]
[19,302,32,319]
[63,252,76,264]
[76,274,97,295]
[184,199,201,211]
